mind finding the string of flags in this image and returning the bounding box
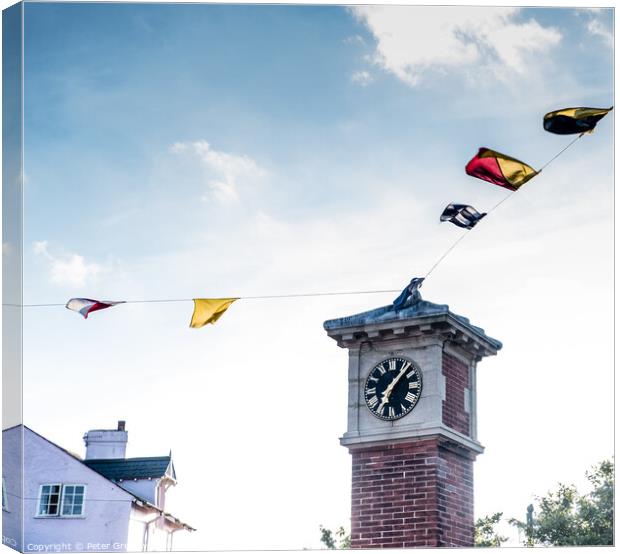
[438,105,613,230]
[56,105,613,328]
[65,297,241,328]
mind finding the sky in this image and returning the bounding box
[6,2,615,550]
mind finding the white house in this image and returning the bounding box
[2,422,194,552]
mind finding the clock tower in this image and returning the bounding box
[324,292,501,548]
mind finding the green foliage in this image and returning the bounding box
[475,512,508,547]
[510,460,613,546]
[338,528,351,549]
[319,525,351,550]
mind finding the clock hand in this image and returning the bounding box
[377,372,404,415]
[377,379,403,416]
[377,397,388,413]
[381,363,410,403]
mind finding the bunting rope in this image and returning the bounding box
[4,288,403,308]
[423,230,469,279]
[424,133,586,280]
[538,133,584,172]
[0,130,597,314]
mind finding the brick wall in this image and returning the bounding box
[442,353,470,436]
[436,446,474,546]
[350,439,474,548]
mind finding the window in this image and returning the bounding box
[2,478,8,511]
[61,485,85,516]
[37,484,85,517]
[38,484,61,516]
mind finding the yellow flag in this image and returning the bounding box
[190,298,238,328]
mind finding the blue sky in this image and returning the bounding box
[23,5,612,261]
[12,3,615,549]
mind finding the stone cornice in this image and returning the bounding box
[340,423,484,457]
[326,311,500,361]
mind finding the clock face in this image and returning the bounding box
[364,357,423,421]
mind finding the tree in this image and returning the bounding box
[319,525,351,549]
[475,512,508,547]
[510,459,613,546]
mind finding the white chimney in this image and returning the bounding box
[83,420,128,460]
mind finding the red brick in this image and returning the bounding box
[350,438,474,548]
[442,353,471,436]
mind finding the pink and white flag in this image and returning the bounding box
[65,298,125,319]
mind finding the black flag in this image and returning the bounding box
[440,203,486,230]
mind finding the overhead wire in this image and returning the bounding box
[5,288,403,308]
[2,133,590,310]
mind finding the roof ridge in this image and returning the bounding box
[85,455,170,462]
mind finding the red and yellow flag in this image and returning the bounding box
[465,148,538,191]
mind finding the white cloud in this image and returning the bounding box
[254,211,288,237]
[351,6,561,87]
[170,142,188,153]
[586,17,613,47]
[171,140,265,204]
[343,34,365,46]
[351,70,374,86]
[33,240,48,256]
[33,241,101,287]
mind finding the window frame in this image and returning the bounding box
[36,483,62,517]
[61,484,86,517]
[35,483,87,518]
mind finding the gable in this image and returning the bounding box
[8,426,134,503]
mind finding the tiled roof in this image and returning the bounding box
[84,456,174,481]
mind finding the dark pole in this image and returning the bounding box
[525,504,534,547]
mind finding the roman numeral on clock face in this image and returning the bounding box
[388,359,396,371]
[368,395,379,408]
[405,392,417,403]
